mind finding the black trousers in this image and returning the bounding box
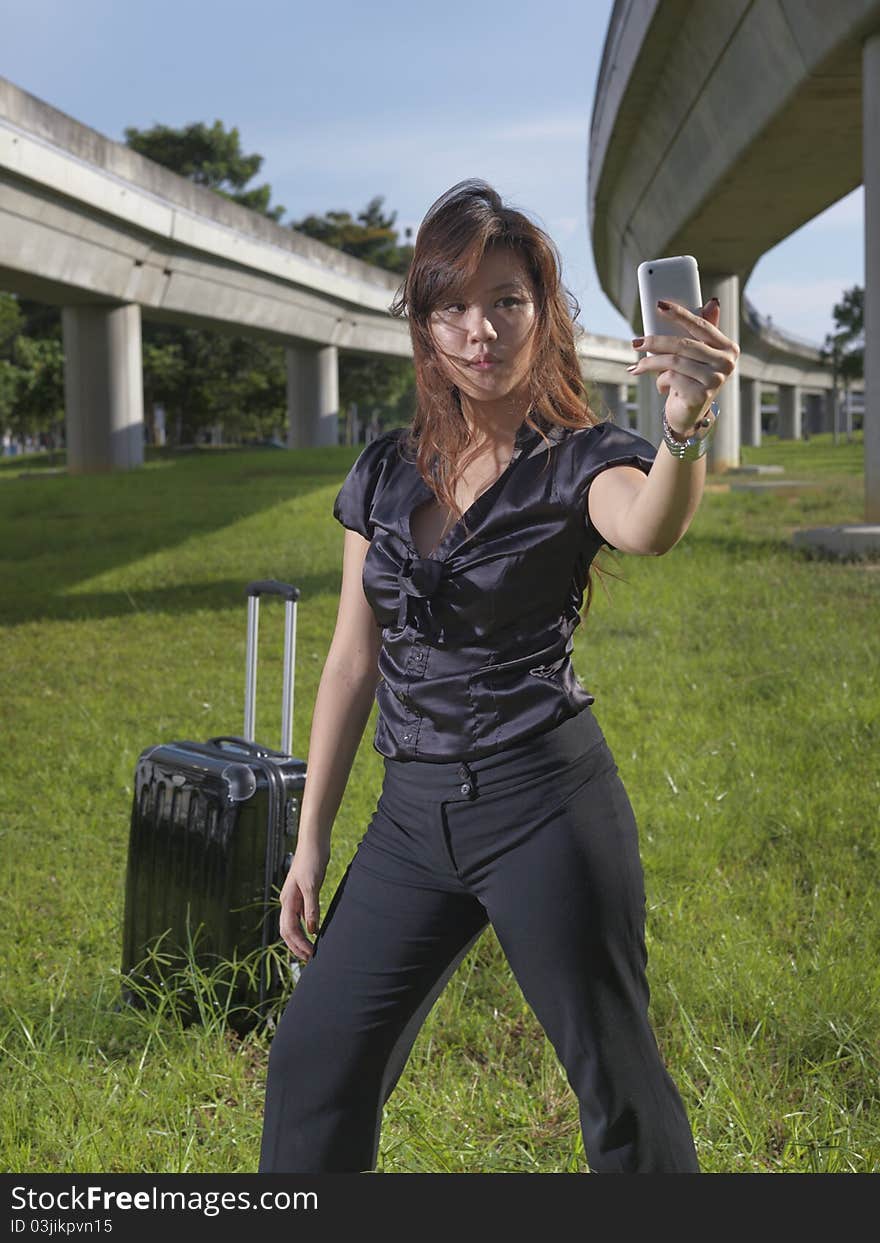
[258,708,699,1173]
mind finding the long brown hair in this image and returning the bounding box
[388,178,616,617]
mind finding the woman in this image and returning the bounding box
[258,179,739,1174]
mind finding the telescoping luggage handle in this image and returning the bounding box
[244,580,301,756]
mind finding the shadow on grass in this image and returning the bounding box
[687,527,880,566]
[2,573,344,625]
[2,434,869,627]
[0,443,371,626]
[687,530,803,560]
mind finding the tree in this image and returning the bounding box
[832,285,864,382]
[122,128,417,443]
[0,290,24,354]
[821,285,863,443]
[140,324,286,445]
[0,293,66,446]
[122,121,291,443]
[2,334,65,443]
[291,196,414,432]
[291,195,413,274]
[123,120,285,222]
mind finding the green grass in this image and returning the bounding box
[1,431,877,1173]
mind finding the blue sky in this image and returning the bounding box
[2,0,864,347]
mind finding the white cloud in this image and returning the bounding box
[547,215,580,237]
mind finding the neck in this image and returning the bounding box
[458,391,533,452]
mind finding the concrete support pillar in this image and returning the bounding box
[636,371,662,444]
[599,381,628,426]
[346,402,361,446]
[61,303,144,473]
[701,273,740,472]
[624,385,637,430]
[865,32,880,519]
[804,393,824,437]
[152,404,166,447]
[740,377,762,447]
[778,384,802,440]
[822,389,837,435]
[285,343,340,449]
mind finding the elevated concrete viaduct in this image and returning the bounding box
[0,32,867,543]
[590,0,879,552]
[0,76,407,471]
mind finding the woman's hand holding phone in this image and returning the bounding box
[627,297,740,438]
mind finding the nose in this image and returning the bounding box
[465,306,498,341]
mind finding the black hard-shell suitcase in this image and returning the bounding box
[120,580,304,1035]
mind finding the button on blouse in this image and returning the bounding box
[333,415,657,762]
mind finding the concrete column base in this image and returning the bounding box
[286,344,340,448]
[62,303,144,473]
[792,525,880,560]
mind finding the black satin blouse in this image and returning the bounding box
[332,416,657,762]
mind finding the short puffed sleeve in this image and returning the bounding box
[569,420,657,550]
[332,431,400,540]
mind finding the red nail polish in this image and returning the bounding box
[656,299,670,310]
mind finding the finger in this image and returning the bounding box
[281,919,314,962]
[289,939,314,963]
[627,352,723,388]
[280,890,314,961]
[295,883,319,937]
[631,328,735,365]
[305,900,320,936]
[655,298,731,350]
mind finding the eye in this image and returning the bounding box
[440,297,524,313]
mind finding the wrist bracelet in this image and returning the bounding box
[661,401,720,460]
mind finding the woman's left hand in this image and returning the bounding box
[627,298,740,437]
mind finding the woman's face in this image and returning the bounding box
[428,246,537,410]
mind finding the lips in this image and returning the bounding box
[469,356,500,366]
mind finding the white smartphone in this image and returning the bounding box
[637,256,703,355]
